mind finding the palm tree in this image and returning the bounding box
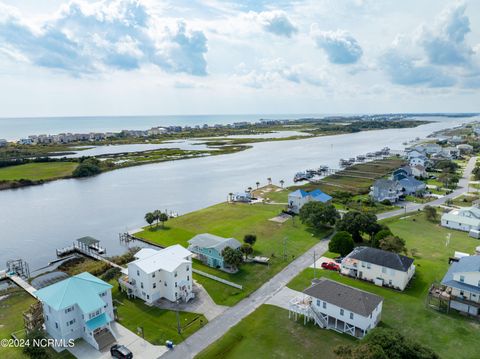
[267,177,272,185]
[256,181,260,189]
[153,209,161,227]
[144,212,155,227]
[280,179,284,188]
[247,186,252,193]
[158,212,169,227]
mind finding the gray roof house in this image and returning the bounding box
[296,278,383,338]
[398,177,427,196]
[341,247,415,291]
[440,256,480,316]
[370,179,403,203]
[188,233,242,271]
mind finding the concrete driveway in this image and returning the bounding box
[67,322,167,359]
[266,287,303,311]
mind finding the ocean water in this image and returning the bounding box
[0,114,325,140]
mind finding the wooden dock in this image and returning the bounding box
[7,274,38,298]
[57,242,125,271]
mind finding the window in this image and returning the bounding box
[186,266,190,271]
[361,262,365,268]
[175,282,178,288]
[147,295,150,299]
[460,275,465,283]
[350,313,354,320]
[478,280,480,287]
[175,272,178,277]
[153,283,156,289]
[187,276,190,281]
[322,302,326,309]
[382,267,387,274]
[137,270,140,276]
[46,315,49,321]
[141,282,144,289]
[55,322,58,329]
[367,263,371,269]
[316,299,320,306]
[152,273,155,278]
[100,292,106,297]
[340,309,344,316]
[164,282,167,287]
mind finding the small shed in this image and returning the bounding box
[75,236,105,254]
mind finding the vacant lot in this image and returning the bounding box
[0,162,78,181]
[135,202,330,306]
[196,305,353,359]
[286,211,480,359]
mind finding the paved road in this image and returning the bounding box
[162,238,330,359]
[378,156,477,220]
[161,156,477,359]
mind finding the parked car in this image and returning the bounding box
[111,344,133,359]
[334,256,344,264]
[321,262,340,271]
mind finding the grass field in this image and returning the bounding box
[135,202,331,306]
[196,305,354,359]
[0,290,74,359]
[111,281,207,345]
[285,211,480,359]
[0,162,78,181]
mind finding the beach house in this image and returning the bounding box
[120,245,194,304]
[341,247,415,291]
[188,233,242,271]
[289,278,383,338]
[288,189,332,214]
[370,179,403,203]
[34,272,115,350]
[441,207,480,232]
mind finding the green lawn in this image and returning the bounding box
[451,194,479,207]
[0,162,78,181]
[111,281,207,345]
[135,202,331,306]
[0,290,74,359]
[286,211,480,359]
[196,305,354,359]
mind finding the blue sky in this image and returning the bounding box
[0,0,479,117]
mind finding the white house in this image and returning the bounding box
[409,156,430,168]
[341,247,415,291]
[441,207,480,232]
[441,256,480,316]
[370,179,403,203]
[119,245,194,304]
[406,149,424,159]
[456,144,474,154]
[411,164,428,179]
[34,272,115,350]
[289,278,383,338]
[288,189,332,214]
[0,139,7,147]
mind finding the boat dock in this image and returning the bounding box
[7,274,37,298]
[119,232,165,249]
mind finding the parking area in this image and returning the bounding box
[67,322,168,359]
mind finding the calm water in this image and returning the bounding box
[0,114,322,140]
[0,117,476,270]
[55,140,213,158]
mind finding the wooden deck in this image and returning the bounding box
[8,274,38,298]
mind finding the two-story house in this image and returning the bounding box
[341,247,415,291]
[290,278,383,338]
[441,206,480,232]
[369,179,403,203]
[119,245,194,304]
[441,256,480,316]
[34,272,115,350]
[287,189,332,214]
[188,233,242,272]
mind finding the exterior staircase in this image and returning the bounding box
[94,328,116,350]
[309,305,327,328]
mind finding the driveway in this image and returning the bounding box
[266,287,303,311]
[68,322,167,359]
[154,282,228,321]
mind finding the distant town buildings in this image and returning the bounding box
[0,139,7,147]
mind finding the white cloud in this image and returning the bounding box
[257,10,298,38]
[0,0,208,76]
[311,27,363,64]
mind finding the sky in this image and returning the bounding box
[0,0,479,117]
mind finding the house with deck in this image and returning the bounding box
[441,207,480,232]
[370,179,403,203]
[188,233,242,271]
[439,255,480,316]
[34,272,115,350]
[119,245,194,304]
[287,189,332,214]
[341,247,415,291]
[398,176,427,196]
[289,278,383,338]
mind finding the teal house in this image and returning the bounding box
[188,233,242,272]
[34,272,115,350]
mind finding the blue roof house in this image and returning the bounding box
[34,272,116,350]
[441,256,480,316]
[288,189,332,214]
